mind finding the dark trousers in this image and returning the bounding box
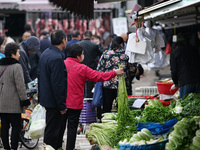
[180,82,200,98]
[65,108,82,150]
[85,80,95,98]
[102,88,117,113]
[1,113,21,150]
[44,108,67,150]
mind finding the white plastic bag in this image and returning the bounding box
[29,104,46,139]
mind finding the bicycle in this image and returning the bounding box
[19,88,39,149]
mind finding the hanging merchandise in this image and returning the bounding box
[126,22,154,64]
[144,21,168,70]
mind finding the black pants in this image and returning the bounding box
[102,88,117,113]
[85,80,95,98]
[44,108,67,150]
[65,108,82,150]
[1,113,21,150]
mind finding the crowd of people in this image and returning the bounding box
[0,27,145,150]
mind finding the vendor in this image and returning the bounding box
[170,33,200,98]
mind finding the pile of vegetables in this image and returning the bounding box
[174,93,200,116]
[85,65,138,148]
[165,117,199,150]
[85,123,117,147]
[119,128,164,145]
[115,65,137,142]
[137,99,178,124]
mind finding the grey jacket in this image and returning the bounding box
[0,58,27,113]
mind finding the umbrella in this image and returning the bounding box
[49,0,94,19]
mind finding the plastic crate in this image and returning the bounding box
[136,118,177,135]
[118,139,168,150]
[135,86,158,96]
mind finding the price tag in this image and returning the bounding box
[132,99,146,108]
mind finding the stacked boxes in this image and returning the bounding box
[79,98,96,123]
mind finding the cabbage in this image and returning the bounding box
[196,129,200,137]
[189,144,200,150]
[192,136,200,148]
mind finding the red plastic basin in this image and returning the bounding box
[155,82,179,95]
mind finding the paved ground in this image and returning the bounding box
[0,63,171,150]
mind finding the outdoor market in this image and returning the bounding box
[0,0,200,150]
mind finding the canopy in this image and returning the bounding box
[136,0,200,29]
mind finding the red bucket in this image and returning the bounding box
[155,82,179,95]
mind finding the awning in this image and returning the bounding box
[97,0,131,4]
[136,0,200,29]
[49,0,94,19]
[18,0,58,12]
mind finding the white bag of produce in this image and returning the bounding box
[39,143,55,150]
[29,104,46,139]
[29,119,45,139]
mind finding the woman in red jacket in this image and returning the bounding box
[64,43,123,150]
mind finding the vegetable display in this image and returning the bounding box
[137,99,177,124]
[165,117,198,150]
[175,93,200,117]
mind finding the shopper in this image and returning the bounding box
[22,31,31,41]
[0,43,28,150]
[128,63,144,95]
[170,33,200,98]
[0,36,5,59]
[64,43,124,150]
[78,30,103,98]
[97,36,130,118]
[19,36,40,83]
[64,30,81,58]
[39,32,51,54]
[38,30,68,150]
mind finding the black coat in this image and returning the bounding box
[78,39,102,70]
[38,45,67,111]
[170,45,200,86]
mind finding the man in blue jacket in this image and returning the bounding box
[38,30,68,150]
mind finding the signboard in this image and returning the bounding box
[112,17,128,36]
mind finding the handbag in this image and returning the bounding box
[92,82,103,107]
[20,99,31,107]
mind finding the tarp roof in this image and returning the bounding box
[136,0,200,29]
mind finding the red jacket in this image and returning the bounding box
[64,58,116,109]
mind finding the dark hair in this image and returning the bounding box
[111,36,124,50]
[51,30,66,45]
[72,30,80,38]
[0,36,4,45]
[67,44,84,58]
[4,42,20,58]
[93,35,101,41]
[84,30,92,38]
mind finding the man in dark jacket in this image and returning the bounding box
[38,30,68,149]
[78,30,102,98]
[39,32,51,54]
[170,34,200,98]
[19,36,40,84]
[64,30,81,58]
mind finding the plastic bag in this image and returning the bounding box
[39,143,55,150]
[92,82,103,107]
[29,104,46,139]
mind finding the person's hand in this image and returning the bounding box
[175,84,179,88]
[114,68,124,76]
[60,109,68,115]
